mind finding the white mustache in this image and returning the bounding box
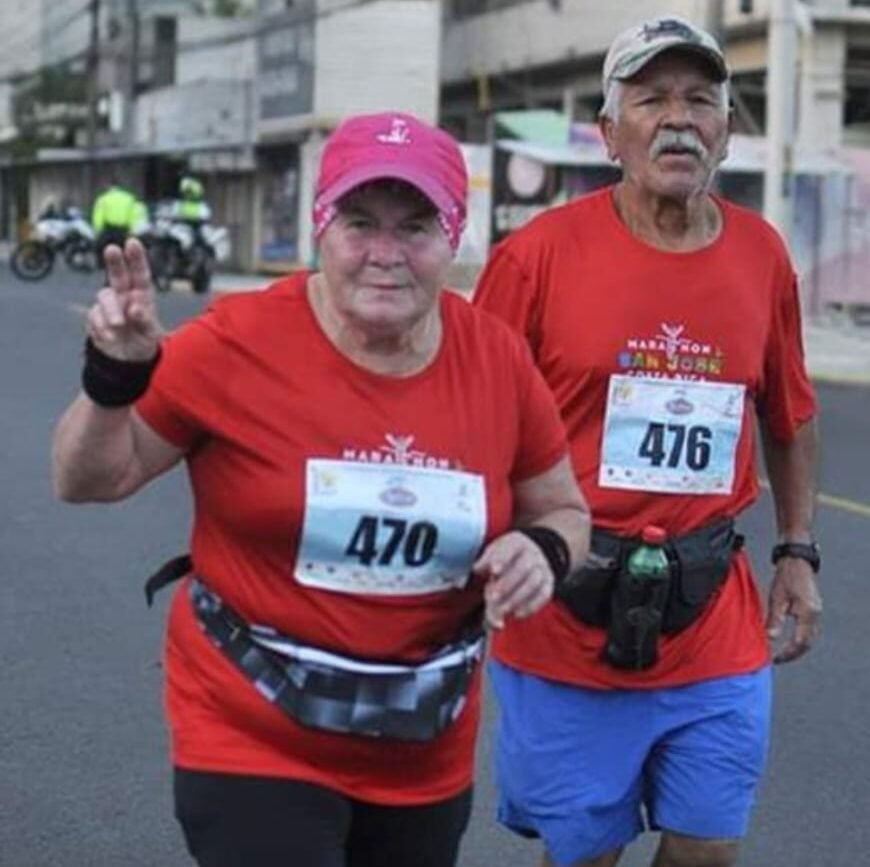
[649,129,708,161]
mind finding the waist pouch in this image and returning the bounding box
[145,556,485,742]
[556,518,743,639]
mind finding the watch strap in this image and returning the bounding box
[771,541,820,573]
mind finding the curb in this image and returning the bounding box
[803,319,870,387]
[212,273,272,294]
[808,372,870,387]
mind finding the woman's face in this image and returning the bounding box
[317,181,454,337]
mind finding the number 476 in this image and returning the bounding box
[638,422,712,470]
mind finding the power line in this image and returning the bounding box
[0,0,90,62]
[144,0,376,57]
[0,0,376,83]
[0,50,88,87]
[0,0,379,89]
[0,1,93,85]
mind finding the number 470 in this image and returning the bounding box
[638,422,712,470]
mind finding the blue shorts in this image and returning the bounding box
[489,661,772,867]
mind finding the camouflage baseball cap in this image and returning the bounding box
[602,16,728,90]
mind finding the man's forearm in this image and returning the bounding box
[761,417,819,541]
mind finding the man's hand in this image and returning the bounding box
[87,238,162,361]
[474,531,554,630]
[766,558,822,663]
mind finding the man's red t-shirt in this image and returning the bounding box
[136,273,567,804]
[474,187,817,690]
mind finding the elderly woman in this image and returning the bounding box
[51,112,590,867]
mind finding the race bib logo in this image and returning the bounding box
[379,480,418,508]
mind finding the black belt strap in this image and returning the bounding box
[590,517,743,566]
[144,554,192,607]
[557,517,743,634]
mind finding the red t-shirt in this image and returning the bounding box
[474,187,817,690]
[136,273,566,804]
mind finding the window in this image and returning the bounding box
[450,0,535,20]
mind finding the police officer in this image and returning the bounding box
[91,178,140,266]
[172,176,212,224]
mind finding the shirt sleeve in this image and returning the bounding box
[473,240,543,355]
[135,307,230,449]
[510,337,569,482]
[758,270,818,442]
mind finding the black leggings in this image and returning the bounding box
[174,768,473,867]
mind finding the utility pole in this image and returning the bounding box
[703,0,725,48]
[763,0,798,239]
[127,0,140,141]
[85,0,101,203]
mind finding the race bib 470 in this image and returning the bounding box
[295,460,487,595]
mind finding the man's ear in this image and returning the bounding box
[599,115,619,162]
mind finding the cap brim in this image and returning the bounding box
[317,162,454,215]
[612,42,728,83]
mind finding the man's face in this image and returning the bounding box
[600,51,731,201]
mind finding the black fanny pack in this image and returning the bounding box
[145,556,485,742]
[556,518,743,668]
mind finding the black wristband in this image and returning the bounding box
[517,525,572,585]
[82,337,161,407]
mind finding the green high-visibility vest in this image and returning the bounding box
[178,199,210,221]
[92,186,139,232]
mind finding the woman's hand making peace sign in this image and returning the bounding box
[86,239,164,362]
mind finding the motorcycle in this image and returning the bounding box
[145,210,231,295]
[10,207,97,281]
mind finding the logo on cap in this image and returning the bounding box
[641,18,701,44]
[376,117,412,146]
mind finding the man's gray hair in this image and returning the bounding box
[599,78,730,122]
[600,80,624,121]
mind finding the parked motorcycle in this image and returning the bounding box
[10,207,97,281]
[145,209,231,294]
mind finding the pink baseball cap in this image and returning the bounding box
[313,112,468,250]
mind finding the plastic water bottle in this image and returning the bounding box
[604,525,671,670]
[627,525,670,581]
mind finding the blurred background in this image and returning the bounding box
[3,5,870,866]
[0,0,869,310]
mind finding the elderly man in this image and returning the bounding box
[474,15,821,867]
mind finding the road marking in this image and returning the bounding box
[760,479,870,518]
[817,491,870,518]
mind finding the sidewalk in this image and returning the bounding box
[212,271,271,293]
[802,311,870,386]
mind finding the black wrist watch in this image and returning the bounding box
[771,541,821,573]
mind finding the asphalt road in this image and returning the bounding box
[2,265,869,867]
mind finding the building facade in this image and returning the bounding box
[440,0,870,152]
[2,0,870,279]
